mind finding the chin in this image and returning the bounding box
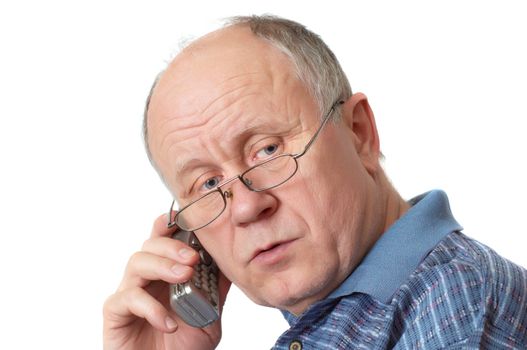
[247,269,338,313]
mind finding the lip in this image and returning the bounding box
[250,239,297,266]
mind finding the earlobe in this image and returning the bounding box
[341,93,381,175]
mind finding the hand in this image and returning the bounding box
[103,213,231,350]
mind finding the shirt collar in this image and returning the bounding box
[327,189,463,303]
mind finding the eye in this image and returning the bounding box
[255,143,279,159]
[200,176,222,191]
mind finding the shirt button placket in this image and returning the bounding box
[289,340,302,350]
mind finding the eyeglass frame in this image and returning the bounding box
[167,98,345,231]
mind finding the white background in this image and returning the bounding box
[1,1,526,349]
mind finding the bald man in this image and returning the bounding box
[103,16,527,349]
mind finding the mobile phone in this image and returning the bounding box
[169,229,220,328]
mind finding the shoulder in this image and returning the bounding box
[454,233,527,339]
[413,231,527,290]
[437,232,527,311]
[395,231,527,348]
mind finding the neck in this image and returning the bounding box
[375,172,410,237]
[360,172,410,258]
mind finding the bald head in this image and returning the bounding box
[148,25,294,131]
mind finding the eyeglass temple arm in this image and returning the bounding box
[167,199,177,228]
[295,99,344,158]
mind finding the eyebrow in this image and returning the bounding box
[172,120,295,179]
[174,158,204,180]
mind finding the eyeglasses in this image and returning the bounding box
[167,99,345,231]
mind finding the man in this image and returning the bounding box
[103,15,527,349]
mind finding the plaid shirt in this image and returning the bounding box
[273,191,527,349]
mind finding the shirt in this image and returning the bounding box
[272,190,527,349]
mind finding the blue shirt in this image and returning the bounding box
[273,190,527,349]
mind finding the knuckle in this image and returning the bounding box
[128,251,143,267]
[153,213,169,230]
[155,212,168,224]
[124,287,146,308]
[141,238,153,251]
[102,294,114,316]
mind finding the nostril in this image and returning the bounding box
[258,206,275,220]
[237,206,275,229]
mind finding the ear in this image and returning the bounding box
[341,93,381,175]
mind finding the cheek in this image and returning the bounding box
[196,226,237,278]
[298,162,364,228]
[297,151,370,269]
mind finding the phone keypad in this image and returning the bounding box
[192,249,219,308]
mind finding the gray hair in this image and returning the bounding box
[143,15,352,179]
[226,15,352,115]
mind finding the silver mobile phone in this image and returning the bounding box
[169,229,220,328]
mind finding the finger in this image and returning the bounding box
[141,236,199,265]
[104,287,179,334]
[119,251,195,290]
[150,212,178,238]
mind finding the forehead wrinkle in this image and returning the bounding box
[200,88,260,125]
[153,112,207,171]
[155,71,270,152]
[197,81,296,147]
[199,71,272,117]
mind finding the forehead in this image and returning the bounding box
[147,26,317,186]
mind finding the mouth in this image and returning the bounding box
[250,239,296,266]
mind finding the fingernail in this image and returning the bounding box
[171,264,187,277]
[179,248,195,259]
[165,316,178,330]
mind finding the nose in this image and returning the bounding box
[227,180,278,227]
